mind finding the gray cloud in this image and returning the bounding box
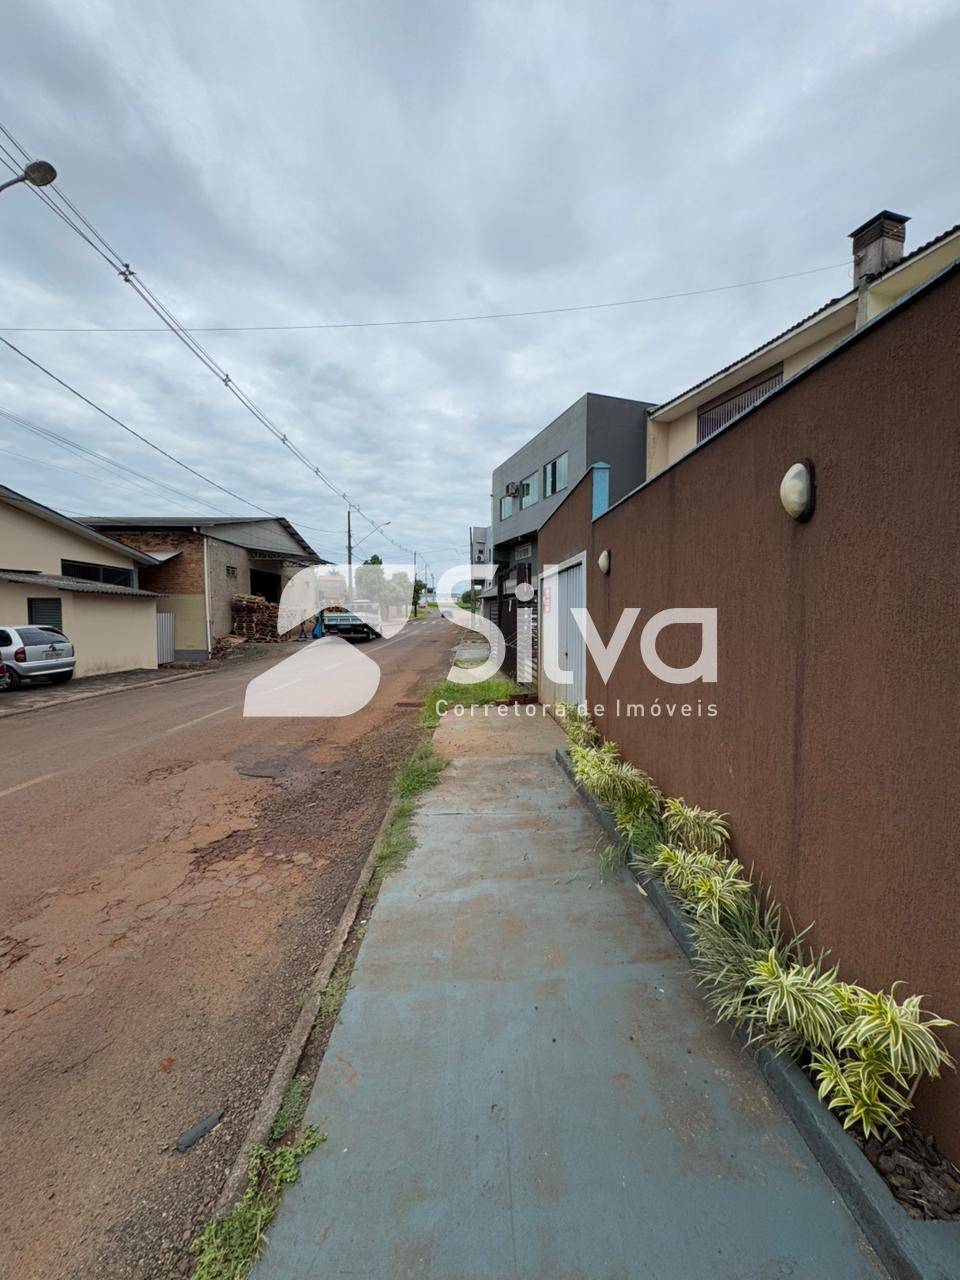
[1,0,957,576]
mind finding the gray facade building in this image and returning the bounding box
[480,392,653,672]
[488,392,652,584]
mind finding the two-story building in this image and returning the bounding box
[467,525,491,607]
[482,392,654,675]
[646,211,960,476]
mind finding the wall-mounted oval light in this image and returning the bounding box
[598,549,611,574]
[779,459,815,521]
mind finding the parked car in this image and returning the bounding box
[0,625,76,689]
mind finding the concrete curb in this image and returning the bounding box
[555,747,960,1280]
[213,803,390,1214]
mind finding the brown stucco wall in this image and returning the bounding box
[539,267,960,1159]
[539,470,594,571]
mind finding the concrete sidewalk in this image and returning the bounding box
[253,711,886,1279]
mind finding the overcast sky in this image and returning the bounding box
[1,0,957,578]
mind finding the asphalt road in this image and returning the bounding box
[0,616,456,1280]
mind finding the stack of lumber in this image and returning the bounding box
[231,594,281,641]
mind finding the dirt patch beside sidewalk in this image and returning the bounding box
[0,622,456,1280]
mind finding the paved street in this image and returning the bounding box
[0,617,455,1280]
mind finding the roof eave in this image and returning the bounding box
[651,221,960,426]
[0,486,162,566]
[651,292,857,423]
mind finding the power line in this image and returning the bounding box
[0,262,851,333]
[1,444,215,512]
[0,119,848,572]
[0,399,340,558]
[0,333,288,518]
[0,122,399,547]
[0,405,237,515]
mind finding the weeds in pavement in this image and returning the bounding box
[393,738,447,798]
[189,1128,324,1280]
[188,683,485,1276]
[371,733,449,884]
[316,967,351,1025]
[418,676,521,729]
[372,797,417,884]
[269,1076,310,1142]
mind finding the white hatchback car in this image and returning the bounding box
[0,624,77,690]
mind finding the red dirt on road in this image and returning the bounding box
[0,618,455,1280]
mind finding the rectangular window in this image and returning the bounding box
[696,365,783,443]
[27,598,63,630]
[226,564,238,578]
[499,494,513,520]
[18,625,67,643]
[61,559,133,588]
[519,472,539,509]
[543,452,568,497]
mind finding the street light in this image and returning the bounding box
[346,517,390,598]
[352,520,391,550]
[0,159,58,196]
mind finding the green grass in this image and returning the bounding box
[368,735,449,885]
[418,676,521,729]
[372,797,417,884]
[393,738,447,797]
[189,1128,324,1280]
[269,1076,310,1142]
[189,685,480,1277]
[316,966,351,1024]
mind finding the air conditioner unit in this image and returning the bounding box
[505,481,519,497]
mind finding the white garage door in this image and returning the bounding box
[539,557,586,708]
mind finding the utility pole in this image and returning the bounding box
[346,509,353,601]
[412,549,417,618]
[347,519,389,604]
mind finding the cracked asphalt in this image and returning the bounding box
[0,617,455,1280]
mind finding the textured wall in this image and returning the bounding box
[113,530,205,595]
[0,501,138,574]
[0,581,156,675]
[539,267,960,1160]
[204,536,252,639]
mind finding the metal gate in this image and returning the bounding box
[156,612,175,665]
[539,557,585,707]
